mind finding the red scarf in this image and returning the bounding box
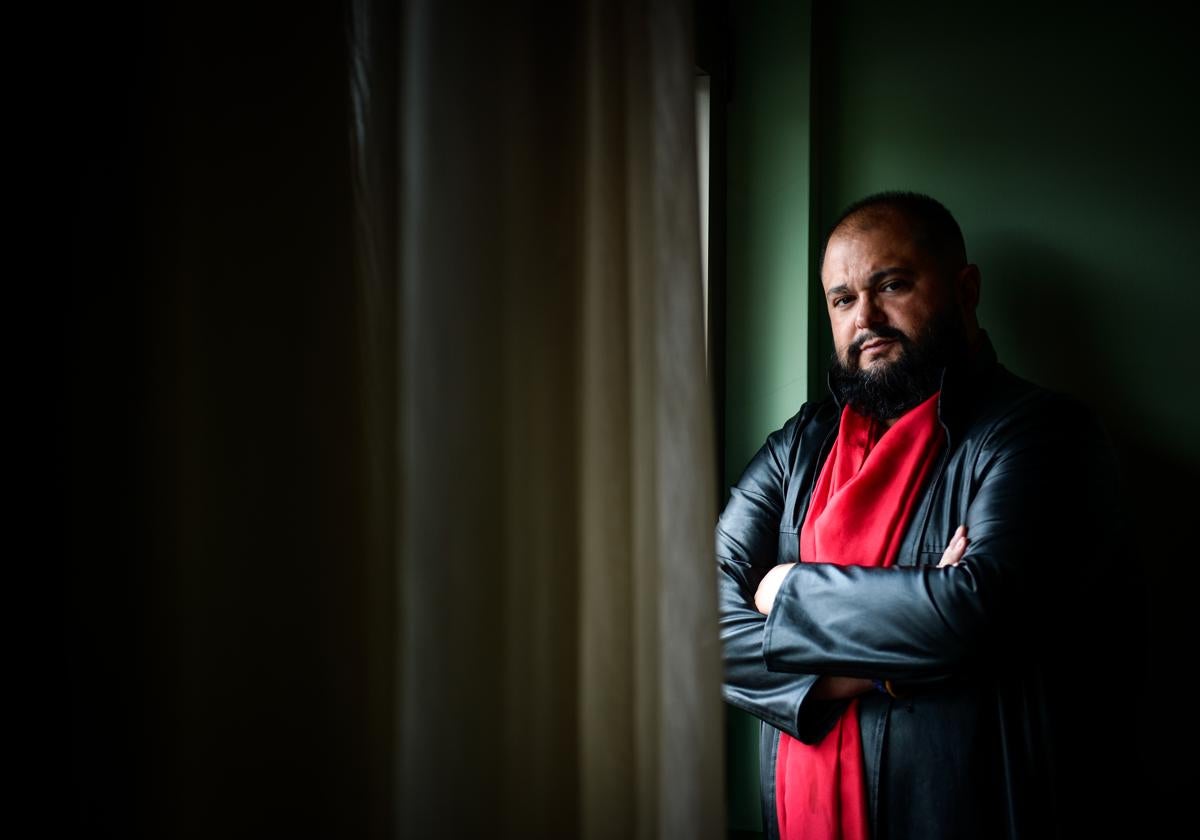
[776,391,945,840]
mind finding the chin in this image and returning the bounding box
[855,354,901,376]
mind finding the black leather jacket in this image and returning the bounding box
[717,333,1130,839]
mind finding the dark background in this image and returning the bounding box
[58,2,385,836]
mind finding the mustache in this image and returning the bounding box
[848,325,908,356]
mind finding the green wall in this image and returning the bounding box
[723,2,1198,835]
[723,2,813,834]
[725,1,814,488]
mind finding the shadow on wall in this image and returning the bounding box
[980,233,1196,832]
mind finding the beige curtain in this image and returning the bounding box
[352,1,722,837]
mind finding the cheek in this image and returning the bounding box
[831,326,854,357]
[890,310,927,341]
[833,333,857,364]
[900,298,943,332]
[830,314,854,339]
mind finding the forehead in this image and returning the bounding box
[821,216,932,290]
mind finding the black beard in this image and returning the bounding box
[829,311,966,422]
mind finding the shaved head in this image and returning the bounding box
[823,192,967,276]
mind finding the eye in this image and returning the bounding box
[880,279,909,293]
[832,295,854,308]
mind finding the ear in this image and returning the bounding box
[955,264,981,313]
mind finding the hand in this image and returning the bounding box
[938,524,969,567]
[811,676,876,700]
[755,562,797,615]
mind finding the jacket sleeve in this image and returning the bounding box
[761,394,1122,680]
[717,408,846,742]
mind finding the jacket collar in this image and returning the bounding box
[825,330,999,444]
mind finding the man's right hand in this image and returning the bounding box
[938,524,969,567]
[810,676,876,700]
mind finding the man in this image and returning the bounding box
[717,193,1127,839]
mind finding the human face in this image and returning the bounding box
[821,214,960,376]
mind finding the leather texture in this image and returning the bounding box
[717,332,1130,839]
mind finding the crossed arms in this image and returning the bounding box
[716,396,1118,739]
[753,525,968,700]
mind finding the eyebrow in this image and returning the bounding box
[825,267,915,298]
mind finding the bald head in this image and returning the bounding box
[823,192,967,277]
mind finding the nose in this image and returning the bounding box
[853,293,885,331]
